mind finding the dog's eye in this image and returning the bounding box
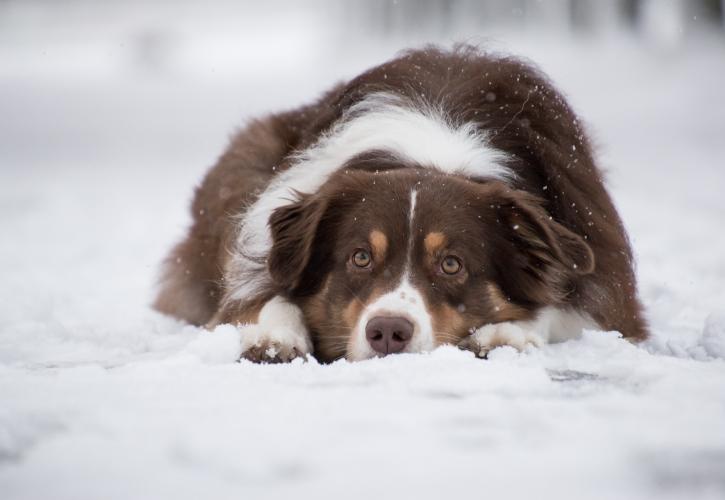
[441,255,462,275]
[351,249,372,268]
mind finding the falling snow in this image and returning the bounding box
[1,11,725,500]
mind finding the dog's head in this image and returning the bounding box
[267,167,594,362]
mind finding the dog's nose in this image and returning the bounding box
[365,316,414,355]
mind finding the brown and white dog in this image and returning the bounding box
[155,45,647,363]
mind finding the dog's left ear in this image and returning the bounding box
[488,188,595,304]
[267,193,330,294]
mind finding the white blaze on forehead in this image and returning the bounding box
[409,188,418,218]
[406,189,418,267]
[228,92,513,302]
[348,278,435,361]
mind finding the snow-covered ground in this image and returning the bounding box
[1,3,725,499]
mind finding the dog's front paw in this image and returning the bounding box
[237,296,313,364]
[457,321,543,358]
[239,326,310,363]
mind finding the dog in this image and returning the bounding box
[154,45,647,363]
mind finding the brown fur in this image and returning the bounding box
[486,282,531,322]
[155,44,648,362]
[431,303,470,346]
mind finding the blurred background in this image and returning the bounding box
[1,0,723,172]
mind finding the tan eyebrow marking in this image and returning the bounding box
[369,230,388,261]
[424,231,447,256]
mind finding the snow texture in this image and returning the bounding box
[1,4,725,499]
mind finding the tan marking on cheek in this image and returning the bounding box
[487,282,530,321]
[301,276,332,333]
[344,286,387,356]
[431,303,470,346]
[342,286,387,329]
[303,276,350,363]
[369,230,388,262]
[342,298,364,330]
[424,231,447,256]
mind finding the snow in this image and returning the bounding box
[2,4,725,499]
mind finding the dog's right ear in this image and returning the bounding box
[267,193,329,294]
